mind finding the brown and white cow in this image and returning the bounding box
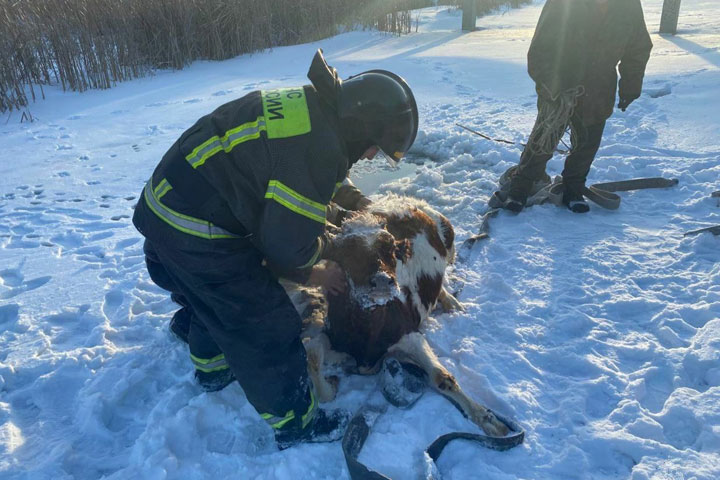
[287,194,508,437]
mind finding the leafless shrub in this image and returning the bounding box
[0,0,530,115]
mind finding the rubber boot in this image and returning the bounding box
[195,368,235,392]
[562,185,590,213]
[275,408,351,450]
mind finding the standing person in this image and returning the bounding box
[493,0,652,213]
[132,49,418,449]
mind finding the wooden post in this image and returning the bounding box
[462,0,477,32]
[659,0,682,35]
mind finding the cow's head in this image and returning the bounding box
[323,212,411,300]
[322,198,454,369]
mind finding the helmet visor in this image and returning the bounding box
[378,108,416,164]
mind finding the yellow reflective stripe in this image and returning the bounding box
[265,180,326,224]
[190,353,229,373]
[143,179,240,240]
[156,179,172,199]
[185,117,267,168]
[261,410,295,430]
[261,391,316,430]
[332,182,343,198]
[301,390,317,428]
[154,178,169,196]
[299,238,323,269]
[190,353,225,364]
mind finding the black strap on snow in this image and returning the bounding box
[342,405,524,480]
[341,359,524,480]
[426,411,525,458]
[342,406,392,480]
[684,225,720,237]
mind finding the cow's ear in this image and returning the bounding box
[394,239,412,262]
[439,216,455,251]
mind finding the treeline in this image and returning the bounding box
[0,0,529,116]
[465,0,532,15]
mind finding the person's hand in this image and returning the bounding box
[617,97,634,112]
[308,261,347,296]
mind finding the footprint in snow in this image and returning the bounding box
[638,367,675,413]
[0,275,52,300]
[0,266,24,288]
[145,101,170,108]
[657,404,702,451]
[0,303,19,326]
[103,288,125,322]
[89,231,115,242]
[4,237,41,249]
[115,238,140,250]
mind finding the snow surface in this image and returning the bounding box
[1,1,719,478]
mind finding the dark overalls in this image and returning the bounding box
[510,0,652,201]
[133,86,348,432]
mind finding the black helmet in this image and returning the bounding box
[337,70,418,164]
[307,49,418,164]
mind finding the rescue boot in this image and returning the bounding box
[488,190,526,213]
[275,407,351,450]
[195,368,235,392]
[562,186,590,213]
[491,165,552,213]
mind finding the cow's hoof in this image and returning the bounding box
[315,376,339,403]
[479,411,510,437]
[441,293,465,312]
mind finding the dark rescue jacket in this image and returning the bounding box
[528,0,653,125]
[133,86,349,275]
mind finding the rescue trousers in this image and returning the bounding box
[510,111,606,200]
[143,237,314,427]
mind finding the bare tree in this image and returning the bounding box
[462,0,477,31]
[659,0,682,35]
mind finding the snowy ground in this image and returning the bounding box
[1,1,719,478]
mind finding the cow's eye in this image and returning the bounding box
[433,256,437,261]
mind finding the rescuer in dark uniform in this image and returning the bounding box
[132,50,418,449]
[493,0,652,213]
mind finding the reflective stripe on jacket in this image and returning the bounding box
[133,86,348,275]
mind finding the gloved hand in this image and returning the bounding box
[308,261,347,296]
[617,97,634,112]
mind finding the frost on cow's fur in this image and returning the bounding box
[336,194,454,318]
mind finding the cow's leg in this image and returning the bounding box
[438,286,464,312]
[303,332,339,403]
[387,333,509,437]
